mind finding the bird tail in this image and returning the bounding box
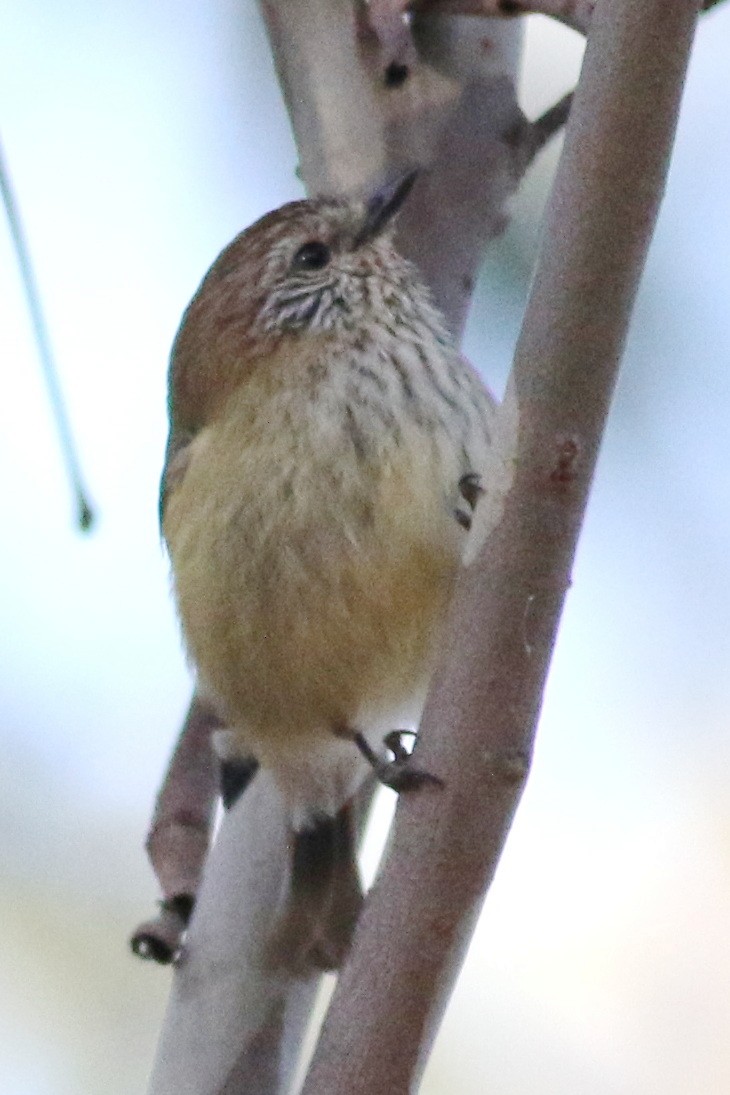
[267,802,364,973]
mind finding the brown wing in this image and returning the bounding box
[158,429,194,531]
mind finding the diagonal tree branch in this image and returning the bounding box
[132,695,221,962]
[0,138,95,531]
[301,0,700,1091]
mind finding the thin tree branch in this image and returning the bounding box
[393,15,527,339]
[147,774,320,1095]
[260,0,390,196]
[0,137,95,531]
[132,695,220,962]
[301,0,700,1091]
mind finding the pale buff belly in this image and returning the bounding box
[165,392,465,781]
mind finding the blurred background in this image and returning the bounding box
[1,3,729,1093]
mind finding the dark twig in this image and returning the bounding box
[0,137,95,531]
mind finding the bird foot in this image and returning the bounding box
[130,894,194,964]
[353,729,444,793]
[455,471,485,530]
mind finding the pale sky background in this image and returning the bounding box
[1,4,730,1094]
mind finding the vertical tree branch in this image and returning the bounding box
[301,1,699,1092]
[147,773,319,1095]
[260,0,389,195]
[395,14,526,338]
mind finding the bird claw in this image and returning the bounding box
[354,729,444,792]
[458,472,484,509]
[130,894,195,964]
[456,472,484,531]
[375,754,444,793]
[382,729,416,763]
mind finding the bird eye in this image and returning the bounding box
[291,240,331,272]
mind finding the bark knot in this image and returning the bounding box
[481,748,530,785]
[549,435,581,487]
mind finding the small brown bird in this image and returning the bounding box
[161,174,495,968]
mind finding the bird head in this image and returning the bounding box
[168,172,421,429]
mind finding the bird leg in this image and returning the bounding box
[267,805,364,973]
[455,471,484,530]
[212,728,260,809]
[344,727,444,792]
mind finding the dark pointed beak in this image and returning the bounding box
[353,170,418,249]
